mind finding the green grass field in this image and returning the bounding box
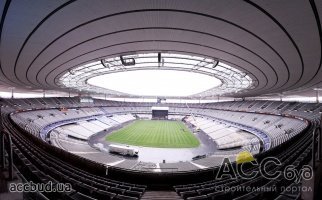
[105,120,200,148]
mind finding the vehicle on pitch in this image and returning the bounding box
[109,144,139,156]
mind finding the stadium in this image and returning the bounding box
[0,1,321,200]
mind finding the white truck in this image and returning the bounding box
[109,144,139,156]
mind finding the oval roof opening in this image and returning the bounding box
[87,70,221,97]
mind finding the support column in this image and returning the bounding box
[316,89,319,103]
[0,106,3,169]
[0,132,4,169]
[318,127,321,161]
[6,132,13,180]
[313,128,316,169]
[0,106,3,132]
[318,113,322,161]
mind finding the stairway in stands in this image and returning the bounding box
[141,191,183,200]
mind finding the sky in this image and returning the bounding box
[87,70,222,96]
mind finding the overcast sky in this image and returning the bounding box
[88,70,221,96]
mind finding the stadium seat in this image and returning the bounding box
[114,194,139,200]
[92,190,116,200]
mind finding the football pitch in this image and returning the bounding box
[105,120,200,148]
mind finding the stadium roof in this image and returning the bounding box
[0,0,321,99]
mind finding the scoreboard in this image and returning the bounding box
[151,107,169,119]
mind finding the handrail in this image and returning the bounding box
[0,130,13,180]
[7,131,13,180]
[1,99,13,179]
[312,124,321,169]
[1,131,13,180]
